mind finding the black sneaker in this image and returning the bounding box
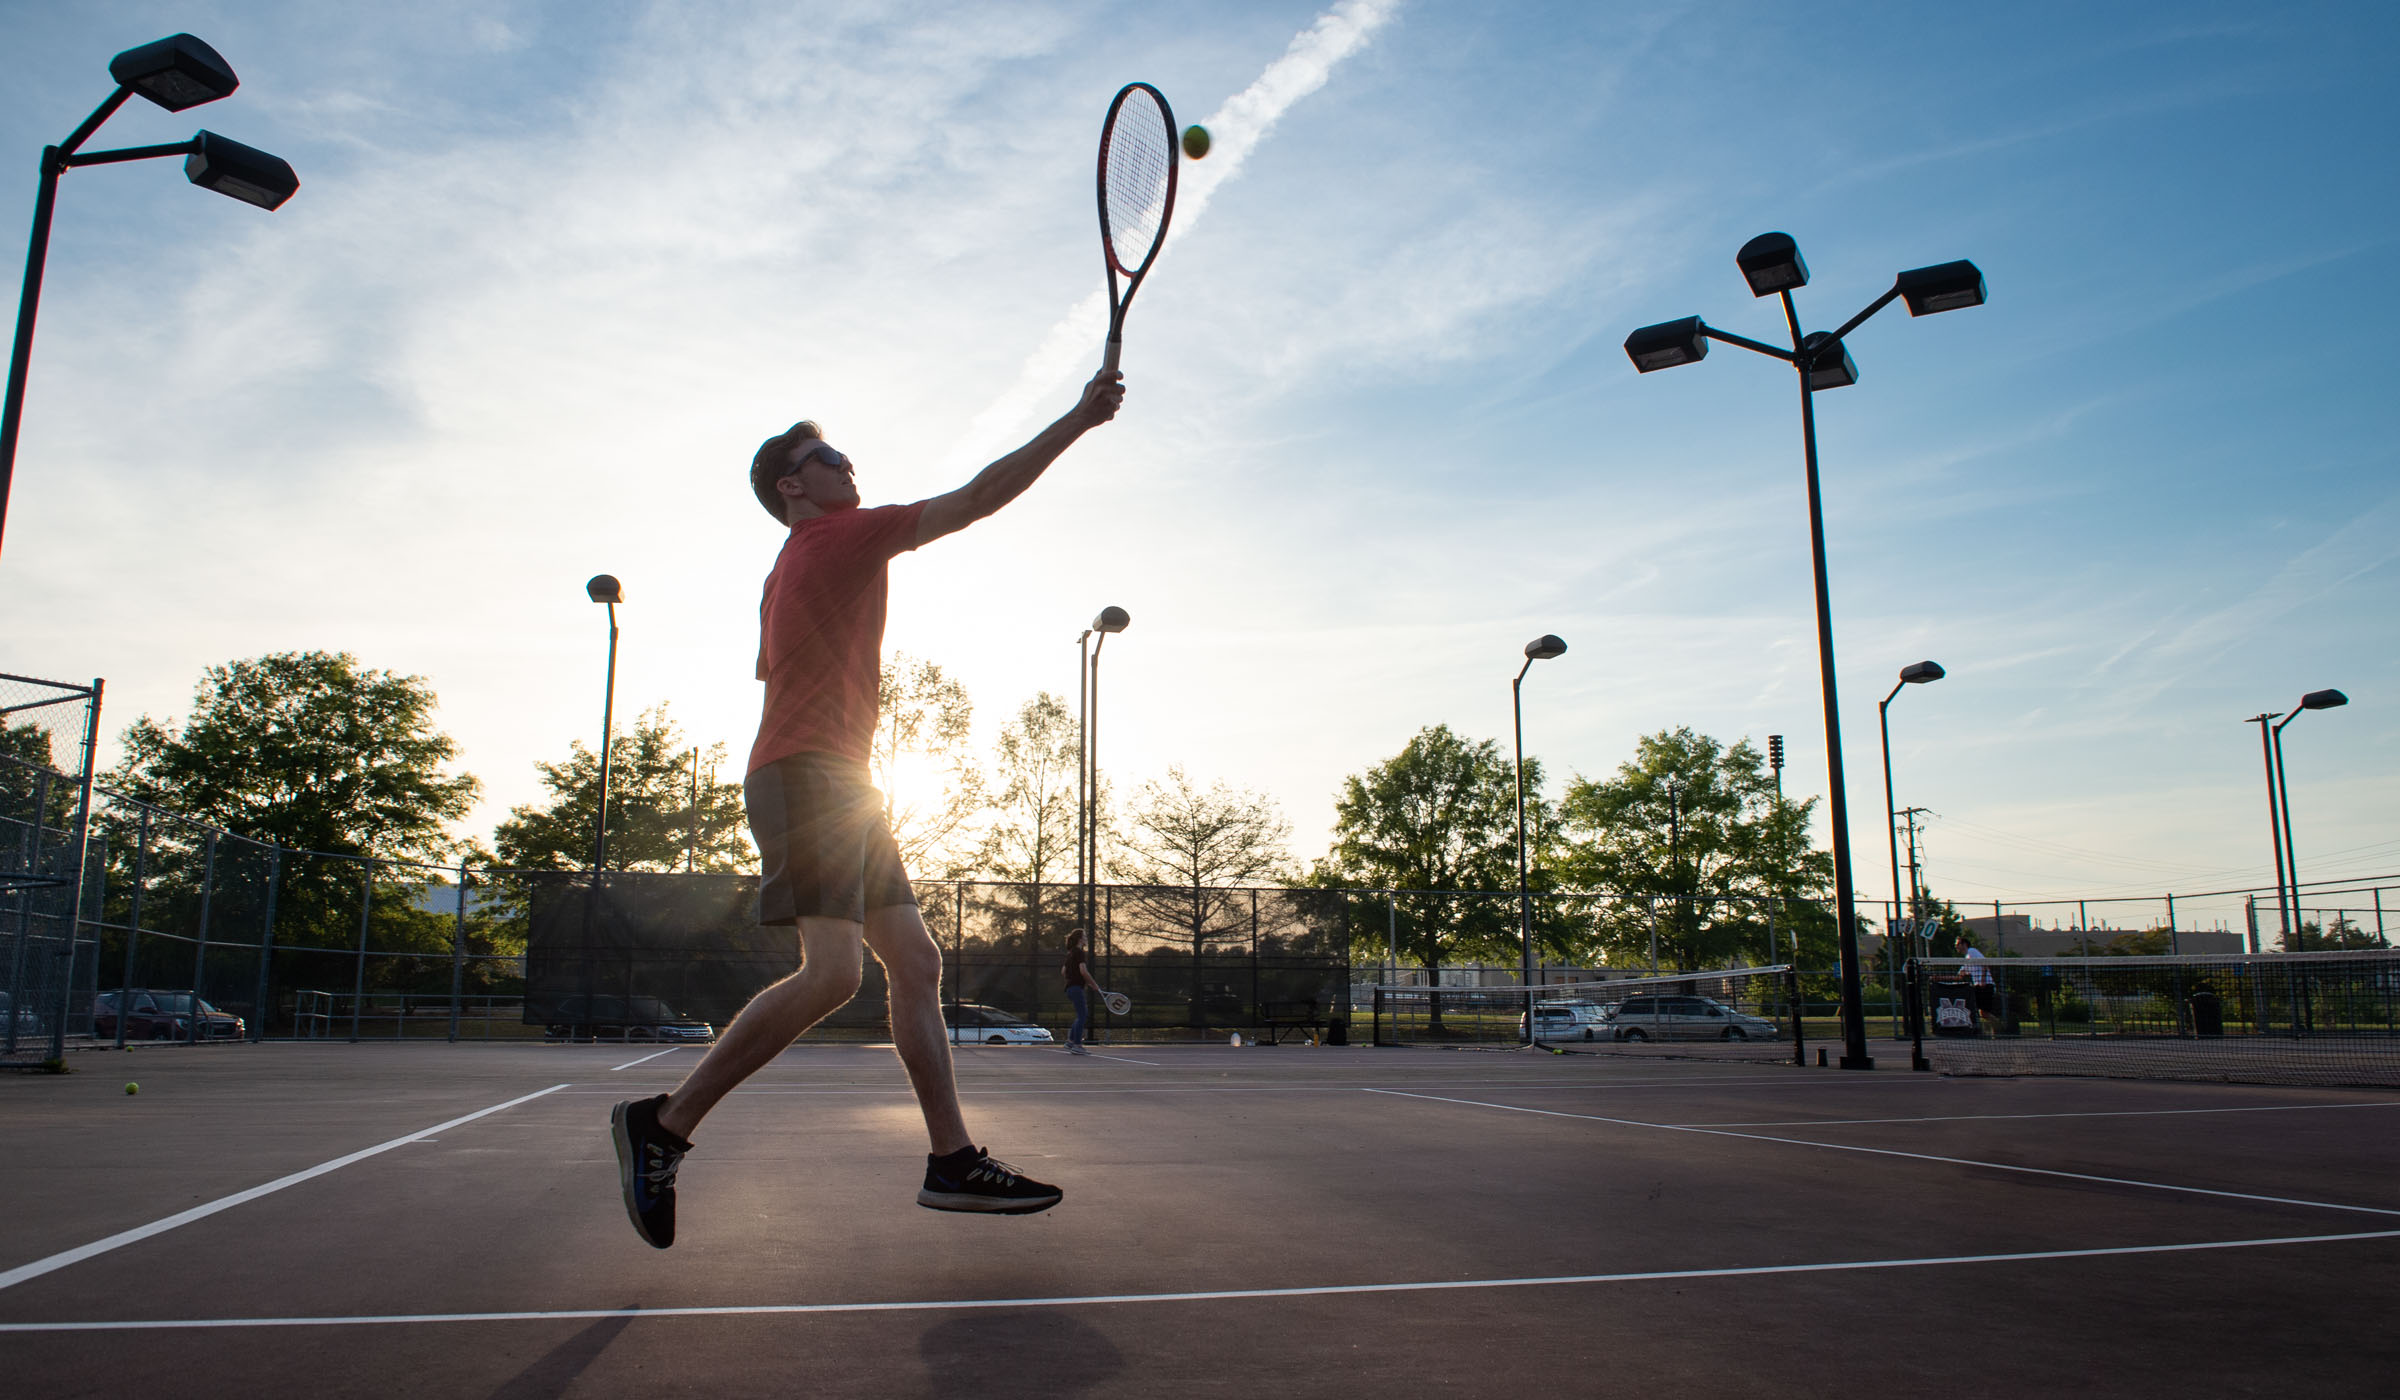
[611,1094,690,1248]
[918,1146,1063,1215]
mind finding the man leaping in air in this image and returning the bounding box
[611,368,1126,1248]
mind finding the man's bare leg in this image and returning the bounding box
[866,902,971,1156]
[656,917,865,1141]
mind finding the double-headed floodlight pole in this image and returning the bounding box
[587,575,625,872]
[1078,607,1130,943]
[1,34,300,559]
[1879,661,1945,947]
[2266,689,2348,949]
[1626,233,1986,1071]
[1513,634,1567,1043]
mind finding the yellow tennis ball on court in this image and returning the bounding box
[1182,125,1210,159]
[125,1082,139,1095]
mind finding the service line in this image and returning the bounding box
[0,1084,571,1294]
[3,1229,2393,1332]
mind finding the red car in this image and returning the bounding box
[93,990,246,1041]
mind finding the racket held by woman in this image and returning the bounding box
[1101,989,1132,1016]
[1095,81,1180,374]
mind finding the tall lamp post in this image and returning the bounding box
[1878,660,1945,950]
[2270,688,2348,949]
[2,34,300,557]
[587,575,624,872]
[1625,233,1985,1070]
[1513,633,1567,1043]
[1078,606,1130,944]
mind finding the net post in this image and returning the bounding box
[1906,959,1929,1071]
[1372,985,1385,1048]
[1787,968,1805,1067]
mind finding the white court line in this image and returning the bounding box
[1051,1049,1161,1066]
[1685,1101,2400,1128]
[1365,1089,2400,1220]
[610,1047,683,1071]
[3,1228,2393,1333]
[0,1084,571,1294]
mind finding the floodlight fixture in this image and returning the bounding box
[586,574,624,604]
[2299,689,2348,711]
[1623,316,1709,373]
[1896,260,1986,316]
[1899,660,1945,685]
[1524,634,1568,662]
[109,34,240,112]
[1092,605,1130,633]
[184,131,299,209]
[1737,232,1808,297]
[1800,332,1857,391]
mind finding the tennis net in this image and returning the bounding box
[1371,964,1803,1064]
[1915,950,2400,1088]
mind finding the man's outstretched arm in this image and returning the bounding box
[916,370,1124,548]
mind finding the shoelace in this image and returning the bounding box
[966,1155,1024,1187]
[641,1141,684,1194]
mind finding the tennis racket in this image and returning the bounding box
[1096,81,1180,374]
[1100,989,1132,1017]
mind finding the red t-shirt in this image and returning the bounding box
[748,501,928,773]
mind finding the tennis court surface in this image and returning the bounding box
[5,1041,2395,1397]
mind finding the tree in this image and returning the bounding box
[101,651,483,992]
[1314,724,1537,980]
[1556,727,1835,972]
[968,691,1087,958]
[871,653,986,878]
[1115,765,1295,960]
[108,652,479,861]
[492,704,750,873]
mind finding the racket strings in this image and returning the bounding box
[1101,94,1174,272]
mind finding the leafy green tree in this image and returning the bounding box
[969,691,1087,955]
[100,651,482,994]
[871,653,986,879]
[492,704,750,872]
[1556,727,1835,972]
[1314,725,1543,980]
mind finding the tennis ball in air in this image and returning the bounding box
[125,1082,139,1095]
[1182,125,1210,159]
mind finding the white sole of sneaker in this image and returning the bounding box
[916,1187,1063,1215]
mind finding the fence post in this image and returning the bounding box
[117,808,149,1050]
[5,769,46,1057]
[1787,968,1805,1067]
[448,859,468,1043]
[45,677,104,1062]
[188,830,218,1045]
[350,860,373,1043]
[2165,893,2178,956]
[251,846,280,1042]
[1906,960,1928,1071]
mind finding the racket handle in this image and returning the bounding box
[1102,336,1123,374]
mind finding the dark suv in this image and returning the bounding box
[93,990,247,1041]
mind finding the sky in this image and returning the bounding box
[2,0,2395,940]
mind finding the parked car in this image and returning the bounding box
[1519,999,1610,1041]
[945,1002,1056,1045]
[93,990,246,1041]
[1606,994,1780,1042]
[1,989,43,1038]
[542,994,715,1043]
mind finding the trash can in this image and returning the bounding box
[2188,988,2223,1038]
[1324,1013,1348,1047]
[1929,978,1978,1038]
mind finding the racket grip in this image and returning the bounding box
[1102,336,1123,374]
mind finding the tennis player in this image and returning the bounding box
[611,368,1125,1249]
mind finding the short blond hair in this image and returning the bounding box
[749,419,823,523]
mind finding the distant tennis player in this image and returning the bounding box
[611,368,1125,1249]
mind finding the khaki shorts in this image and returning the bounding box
[745,752,917,925]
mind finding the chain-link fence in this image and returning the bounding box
[2,672,102,1066]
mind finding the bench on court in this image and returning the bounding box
[1256,999,1322,1046]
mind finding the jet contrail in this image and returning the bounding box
[943,0,1400,469]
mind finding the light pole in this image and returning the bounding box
[1626,233,1985,1069]
[1879,660,1945,957]
[586,575,624,872]
[1513,633,1567,1043]
[1079,606,1129,945]
[2,34,299,558]
[2270,689,2348,949]
[1767,733,1788,963]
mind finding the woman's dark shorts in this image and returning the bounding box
[745,752,917,925]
